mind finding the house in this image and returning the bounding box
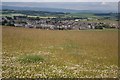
[14,23,25,27]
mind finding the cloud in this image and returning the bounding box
[101,2,107,5]
[1,2,117,12]
[1,0,120,2]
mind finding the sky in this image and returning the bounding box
[1,0,120,2]
[1,2,118,12]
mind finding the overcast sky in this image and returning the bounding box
[1,0,120,2]
[1,2,118,12]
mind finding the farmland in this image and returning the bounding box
[2,26,118,78]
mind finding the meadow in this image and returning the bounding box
[2,26,118,78]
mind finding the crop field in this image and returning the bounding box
[2,26,118,78]
[0,14,25,17]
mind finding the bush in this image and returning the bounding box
[95,25,103,29]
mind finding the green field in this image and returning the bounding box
[0,14,25,17]
[66,13,97,18]
[2,26,118,78]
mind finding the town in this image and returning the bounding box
[1,15,118,30]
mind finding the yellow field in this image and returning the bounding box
[2,26,118,78]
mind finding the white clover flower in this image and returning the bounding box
[34,74,42,77]
[26,70,30,73]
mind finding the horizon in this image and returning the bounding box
[1,2,118,13]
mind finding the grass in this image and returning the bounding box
[67,13,96,18]
[18,54,44,63]
[2,26,118,78]
[0,13,25,17]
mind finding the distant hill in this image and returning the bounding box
[2,5,116,13]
